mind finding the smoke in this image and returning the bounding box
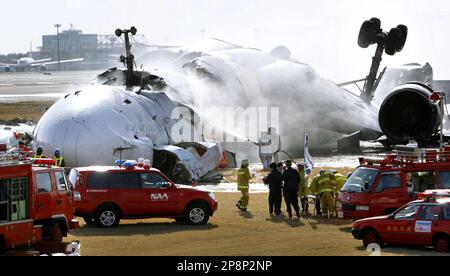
[136,39,380,161]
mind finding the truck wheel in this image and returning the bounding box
[362,229,381,248]
[52,223,64,243]
[82,215,96,225]
[434,235,450,253]
[185,202,210,225]
[95,205,120,228]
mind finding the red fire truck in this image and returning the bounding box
[0,154,78,253]
[338,146,450,220]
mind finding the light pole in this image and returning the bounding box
[54,24,61,71]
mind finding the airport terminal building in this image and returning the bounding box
[38,25,148,70]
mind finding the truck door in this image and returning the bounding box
[107,172,143,216]
[141,173,177,215]
[382,203,421,244]
[34,172,56,221]
[370,171,407,216]
[54,170,72,220]
[414,204,442,245]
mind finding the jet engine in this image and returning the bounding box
[379,83,441,144]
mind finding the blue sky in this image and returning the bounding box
[2,0,449,80]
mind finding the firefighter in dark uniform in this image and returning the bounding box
[34,146,47,159]
[53,149,65,167]
[282,160,301,218]
[264,162,283,216]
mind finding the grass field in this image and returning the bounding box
[0,101,54,122]
[68,193,447,256]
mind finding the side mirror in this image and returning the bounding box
[364,181,370,191]
[161,182,172,189]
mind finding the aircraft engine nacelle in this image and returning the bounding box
[379,83,441,144]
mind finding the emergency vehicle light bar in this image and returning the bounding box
[33,158,56,166]
[418,190,450,202]
[0,152,28,167]
[116,159,151,170]
[0,153,20,162]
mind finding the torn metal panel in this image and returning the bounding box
[153,142,222,183]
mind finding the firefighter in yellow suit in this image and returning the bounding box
[317,170,336,218]
[297,163,310,214]
[331,171,347,217]
[309,174,322,216]
[237,160,252,212]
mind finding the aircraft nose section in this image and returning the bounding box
[33,86,156,167]
[34,113,154,167]
[33,117,106,167]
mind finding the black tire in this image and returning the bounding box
[52,222,64,243]
[174,217,185,223]
[362,229,381,248]
[184,202,210,225]
[358,20,377,48]
[82,215,96,225]
[95,204,121,228]
[396,24,408,52]
[385,27,401,55]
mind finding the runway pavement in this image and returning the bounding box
[0,71,100,102]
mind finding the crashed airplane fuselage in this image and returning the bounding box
[33,38,438,182]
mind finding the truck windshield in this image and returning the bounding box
[342,168,378,193]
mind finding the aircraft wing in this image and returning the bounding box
[30,58,52,64]
[32,58,84,67]
[0,63,16,66]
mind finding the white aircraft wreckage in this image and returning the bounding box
[33,20,449,182]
